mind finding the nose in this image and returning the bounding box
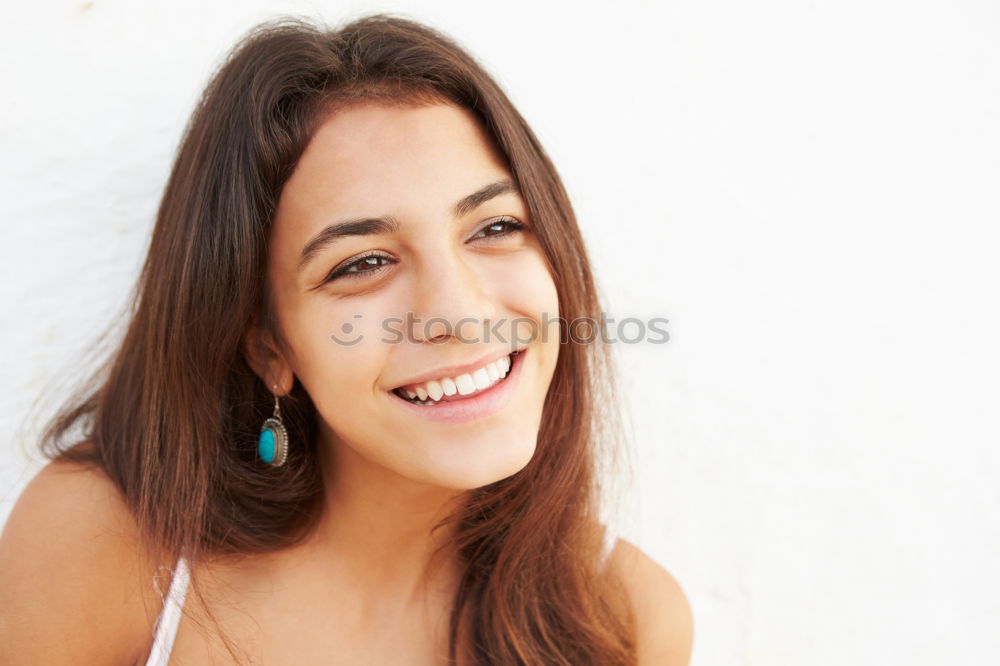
[407,248,500,345]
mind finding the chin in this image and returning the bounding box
[410,431,539,491]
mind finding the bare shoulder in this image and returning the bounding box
[606,537,694,666]
[0,456,166,665]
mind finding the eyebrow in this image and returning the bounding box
[297,179,520,272]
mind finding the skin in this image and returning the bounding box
[236,100,562,647]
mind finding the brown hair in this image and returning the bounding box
[37,12,635,664]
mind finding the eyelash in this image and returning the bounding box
[323,216,527,283]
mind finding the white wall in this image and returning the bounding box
[2,1,998,664]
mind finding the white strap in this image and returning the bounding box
[601,524,618,568]
[144,556,190,666]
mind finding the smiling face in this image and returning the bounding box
[248,100,561,492]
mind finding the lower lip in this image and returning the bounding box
[387,349,526,424]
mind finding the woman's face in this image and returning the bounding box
[258,101,560,491]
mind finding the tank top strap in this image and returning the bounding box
[144,555,191,666]
[600,523,619,569]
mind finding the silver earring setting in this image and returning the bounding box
[258,385,289,467]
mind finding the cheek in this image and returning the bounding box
[284,301,402,463]
[485,251,560,346]
[488,248,555,303]
[279,293,396,406]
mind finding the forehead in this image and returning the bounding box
[277,101,510,218]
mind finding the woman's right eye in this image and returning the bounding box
[324,252,395,283]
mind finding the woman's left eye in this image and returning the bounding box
[470,216,526,241]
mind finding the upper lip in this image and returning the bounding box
[389,347,523,390]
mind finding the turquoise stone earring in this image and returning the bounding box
[258,386,289,467]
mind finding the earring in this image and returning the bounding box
[258,385,289,467]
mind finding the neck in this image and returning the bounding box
[306,423,468,606]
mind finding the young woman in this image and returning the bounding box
[0,13,692,665]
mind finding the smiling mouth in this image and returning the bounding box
[390,350,522,406]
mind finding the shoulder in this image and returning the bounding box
[0,456,168,665]
[606,537,694,666]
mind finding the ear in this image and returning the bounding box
[242,316,295,395]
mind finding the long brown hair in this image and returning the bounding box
[37,12,635,664]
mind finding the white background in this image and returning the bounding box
[1,1,998,664]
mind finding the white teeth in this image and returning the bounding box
[426,380,444,401]
[455,374,476,395]
[397,353,517,404]
[472,367,491,390]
